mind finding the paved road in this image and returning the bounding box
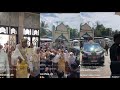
[80,51,111,78]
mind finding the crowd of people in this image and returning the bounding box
[0,38,80,78]
[0,38,41,78]
[1,33,120,78]
[40,43,80,78]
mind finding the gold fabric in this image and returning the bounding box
[16,60,28,78]
[58,56,66,73]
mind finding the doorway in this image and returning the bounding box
[0,34,16,50]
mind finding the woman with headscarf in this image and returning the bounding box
[68,52,76,70]
[67,52,80,78]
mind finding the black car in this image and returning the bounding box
[81,42,105,66]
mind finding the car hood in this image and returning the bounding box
[83,50,103,55]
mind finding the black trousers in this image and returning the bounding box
[67,71,80,78]
[29,74,40,78]
[110,63,120,78]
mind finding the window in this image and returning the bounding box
[24,28,31,35]
[0,27,7,34]
[10,28,17,34]
[32,37,38,47]
[32,29,39,35]
[0,26,18,46]
[24,37,30,47]
[23,28,40,47]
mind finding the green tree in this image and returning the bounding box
[69,28,79,39]
[94,21,113,37]
[46,30,52,37]
[114,30,119,34]
[40,21,48,37]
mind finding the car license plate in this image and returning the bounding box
[93,56,96,59]
[91,56,97,62]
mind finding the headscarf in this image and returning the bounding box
[69,52,76,64]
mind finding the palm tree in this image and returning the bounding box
[40,21,48,37]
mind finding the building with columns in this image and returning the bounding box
[0,12,40,47]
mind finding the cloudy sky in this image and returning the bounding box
[80,12,120,31]
[40,12,120,31]
[40,13,80,31]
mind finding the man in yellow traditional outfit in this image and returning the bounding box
[11,38,31,78]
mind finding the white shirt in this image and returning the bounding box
[11,47,23,66]
[0,49,10,78]
[53,54,60,63]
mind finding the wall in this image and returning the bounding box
[0,12,40,43]
[24,12,40,29]
[0,12,19,26]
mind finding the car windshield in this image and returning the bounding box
[73,42,79,46]
[83,43,103,52]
